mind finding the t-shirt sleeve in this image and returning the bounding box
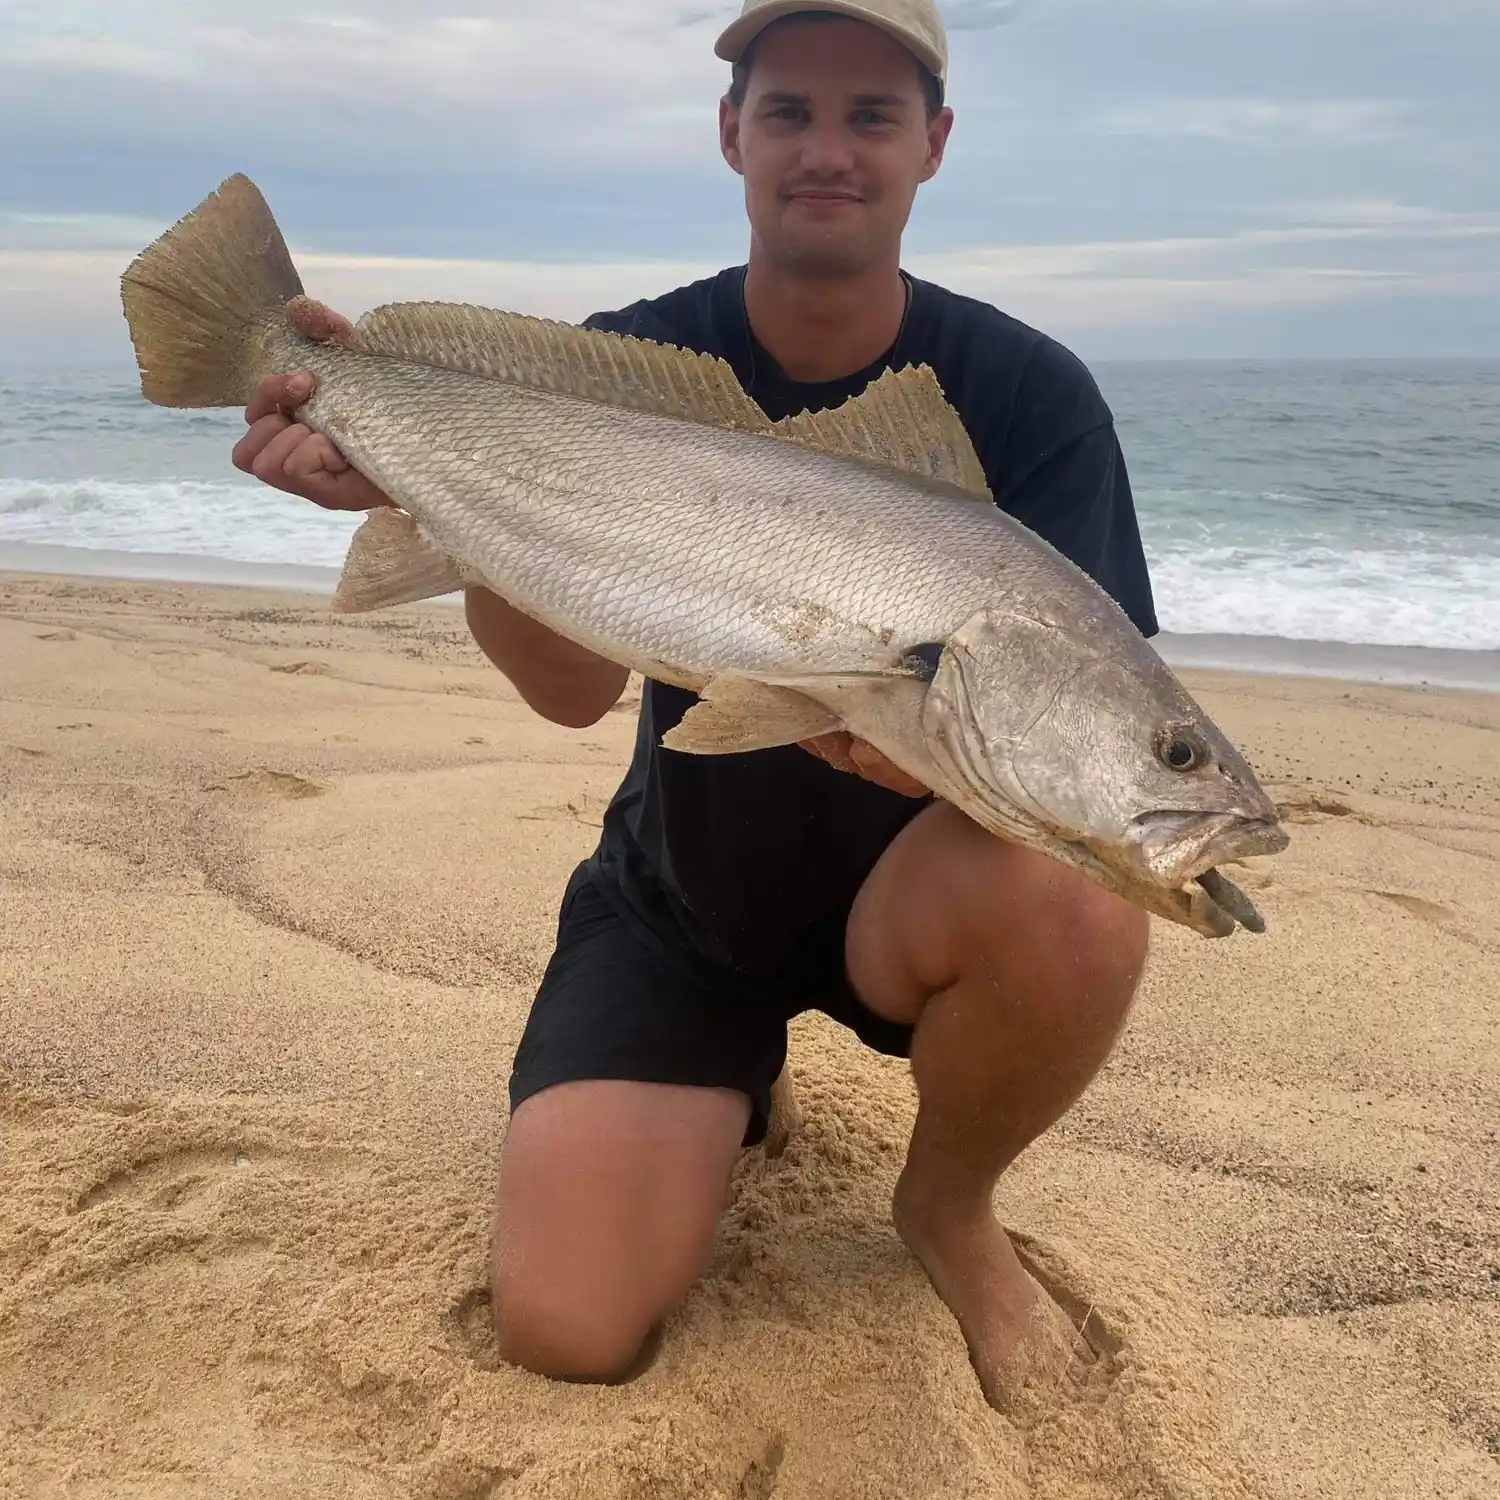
[581,305,668,340]
[985,338,1159,639]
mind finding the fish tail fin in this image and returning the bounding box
[121,173,303,408]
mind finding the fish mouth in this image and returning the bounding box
[1128,810,1291,937]
[1131,810,1288,881]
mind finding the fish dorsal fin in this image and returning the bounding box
[773,365,991,500]
[351,304,988,496]
[351,301,774,434]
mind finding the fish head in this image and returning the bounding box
[918,603,1289,937]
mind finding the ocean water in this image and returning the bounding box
[1,360,1497,652]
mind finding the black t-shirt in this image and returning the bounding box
[578,266,1158,977]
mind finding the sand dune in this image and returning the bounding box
[2,571,1496,1499]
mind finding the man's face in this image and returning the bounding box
[719,18,953,277]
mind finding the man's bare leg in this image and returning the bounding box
[491,1079,750,1381]
[847,801,1149,1410]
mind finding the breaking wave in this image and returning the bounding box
[0,476,360,568]
[1145,537,1498,651]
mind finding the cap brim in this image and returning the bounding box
[713,2,945,85]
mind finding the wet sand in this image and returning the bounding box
[2,569,1497,1499]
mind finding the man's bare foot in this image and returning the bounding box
[893,1171,1092,1414]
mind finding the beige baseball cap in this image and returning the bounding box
[714,0,949,87]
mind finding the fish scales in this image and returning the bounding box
[285,339,1104,687]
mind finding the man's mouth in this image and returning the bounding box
[785,188,863,206]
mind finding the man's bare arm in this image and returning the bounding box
[463,588,629,727]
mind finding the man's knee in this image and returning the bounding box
[852,802,1149,1026]
[490,1266,653,1384]
[975,839,1148,1014]
[486,1080,748,1384]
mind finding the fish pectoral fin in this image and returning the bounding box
[330,507,477,612]
[660,676,842,755]
[772,365,991,500]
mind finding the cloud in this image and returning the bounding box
[0,243,722,366]
[911,211,1500,326]
[1274,199,1457,227]
[1,3,731,170]
[943,0,1025,31]
[5,199,1495,365]
[0,211,170,252]
[1092,98,1407,144]
[2,0,1497,358]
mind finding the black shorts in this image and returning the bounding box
[509,864,914,1148]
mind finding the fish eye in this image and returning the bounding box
[1157,727,1208,772]
[903,641,945,681]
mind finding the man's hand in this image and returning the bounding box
[230,298,392,513]
[799,732,930,797]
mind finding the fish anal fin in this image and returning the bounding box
[773,365,991,499]
[661,675,842,756]
[331,507,477,613]
[351,302,773,435]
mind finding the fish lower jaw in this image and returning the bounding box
[1065,833,1266,938]
[1130,814,1289,888]
[1172,881,1240,939]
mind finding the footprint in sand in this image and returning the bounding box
[204,768,328,799]
[1278,795,1360,824]
[71,1143,264,1216]
[1370,890,1456,925]
[736,1434,786,1500]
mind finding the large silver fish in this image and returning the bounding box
[121,174,1288,938]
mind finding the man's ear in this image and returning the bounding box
[720,95,745,175]
[920,105,955,184]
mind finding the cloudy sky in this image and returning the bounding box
[3,0,1497,365]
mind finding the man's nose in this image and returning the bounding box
[796,122,857,177]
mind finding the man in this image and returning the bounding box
[232,0,1158,1410]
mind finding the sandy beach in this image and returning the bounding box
[2,567,1497,1500]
